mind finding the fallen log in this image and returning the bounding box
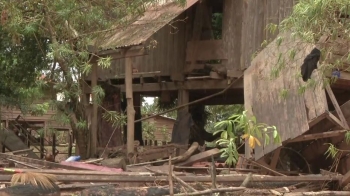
[0,173,341,183]
[0,184,60,196]
[78,185,181,196]
[173,142,199,164]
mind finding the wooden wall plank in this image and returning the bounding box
[245,32,325,160]
[222,0,243,73]
[185,40,226,61]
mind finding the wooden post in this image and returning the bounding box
[68,130,73,157]
[40,136,44,159]
[134,93,143,146]
[125,57,135,156]
[176,89,189,156]
[90,63,98,157]
[52,133,56,158]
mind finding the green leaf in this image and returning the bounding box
[273,130,278,138]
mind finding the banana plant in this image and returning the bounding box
[213,110,281,167]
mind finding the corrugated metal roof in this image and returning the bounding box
[98,0,199,50]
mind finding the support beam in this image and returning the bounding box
[133,93,143,146]
[326,112,347,130]
[89,46,149,60]
[325,85,349,129]
[286,130,347,144]
[125,57,136,156]
[114,79,243,93]
[83,79,243,93]
[269,147,281,172]
[90,63,98,157]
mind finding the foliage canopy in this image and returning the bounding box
[0,0,185,158]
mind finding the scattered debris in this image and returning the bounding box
[0,143,348,195]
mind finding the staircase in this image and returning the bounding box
[0,128,40,159]
[0,115,50,159]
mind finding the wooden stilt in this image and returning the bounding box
[125,57,135,156]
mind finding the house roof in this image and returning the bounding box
[98,0,198,51]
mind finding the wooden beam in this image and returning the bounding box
[308,112,328,127]
[269,147,281,172]
[326,112,347,130]
[325,85,350,129]
[186,40,227,61]
[286,130,347,144]
[184,64,226,74]
[125,57,135,156]
[89,46,148,60]
[115,79,243,93]
[118,71,161,78]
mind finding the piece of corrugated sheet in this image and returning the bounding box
[98,0,198,50]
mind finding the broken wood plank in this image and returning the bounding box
[176,148,220,166]
[286,130,347,143]
[10,149,34,155]
[6,158,41,169]
[0,153,86,170]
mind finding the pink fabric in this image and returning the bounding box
[60,161,123,172]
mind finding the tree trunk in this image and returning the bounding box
[98,82,123,148]
[74,127,89,160]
